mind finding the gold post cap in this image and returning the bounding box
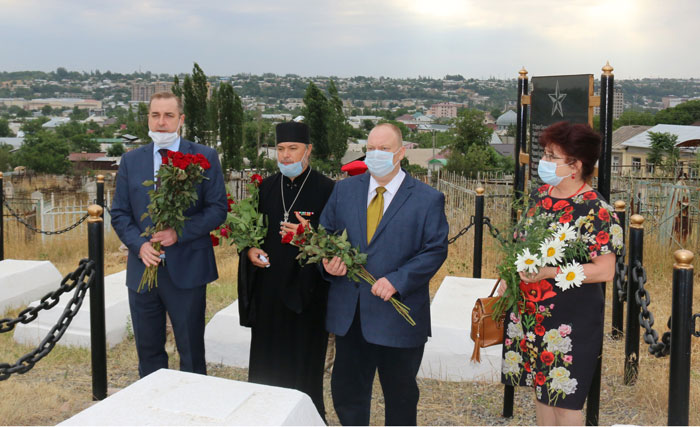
[0,171,3,179]
[602,61,614,76]
[88,204,103,223]
[673,250,694,270]
[476,187,485,195]
[97,174,105,183]
[518,67,528,79]
[630,214,644,228]
[614,200,626,211]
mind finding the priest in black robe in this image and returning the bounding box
[237,121,335,419]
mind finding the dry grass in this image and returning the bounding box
[1,189,699,425]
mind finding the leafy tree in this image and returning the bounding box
[20,117,50,135]
[183,63,210,144]
[69,106,88,121]
[647,131,679,175]
[15,131,71,174]
[613,110,655,129]
[377,119,410,140]
[206,86,219,147]
[453,109,492,153]
[327,80,349,164]
[445,145,502,177]
[107,142,125,157]
[655,100,700,125]
[490,108,502,120]
[0,118,13,137]
[172,75,183,98]
[9,105,29,118]
[41,105,53,116]
[301,82,330,160]
[362,119,374,132]
[218,83,244,170]
[0,143,13,171]
[135,103,150,141]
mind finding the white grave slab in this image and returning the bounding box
[418,276,503,382]
[59,369,325,426]
[0,259,62,314]
[13,270,129,348]
[205,301,251,368]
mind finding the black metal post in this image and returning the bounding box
[624,214,644,385]
[612,200,627,338]
[513,68,529,224]
[668,250,694,426]
[0,171,4,261]
[597,62,614,201]
[88,205,107,400]
[96,175,104,218]
[502,384,514,418]
[473,187,484,278]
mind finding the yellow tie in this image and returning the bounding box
[367,187,386,243]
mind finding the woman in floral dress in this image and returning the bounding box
[499,122,624,425]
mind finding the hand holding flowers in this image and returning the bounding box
[211,174,267,252]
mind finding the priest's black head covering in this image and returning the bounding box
[276,122,310,144]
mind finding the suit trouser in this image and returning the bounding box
[331,306,425,426]
[128,265,207,377]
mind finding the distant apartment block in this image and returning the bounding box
[594,88,624,119]
[131,81,174,102]
[661,96,700,109]
[427,102,461,118]
[0,97,101,110]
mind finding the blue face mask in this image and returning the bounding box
[277,147,307,178]
[537,159,572,186]
[365,148,400,178]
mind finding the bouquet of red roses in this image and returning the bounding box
[211,173,267,252]
[139,150,211,292]
[283,223,415,326]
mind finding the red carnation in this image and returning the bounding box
[210,234,219,247]
[251,174,263,186]
[520,338,528,353]
[553,200,570,211]
[535,313,544,324]
[520,280,557,302]
[296,223,305,235]
[541,197,553,210]
[540,351,555,366]
[583,191,597,200]
[534,324,546,336]
[559,213,573,224]
[596,231,609,245]
[535,372,546,386]
[598,208,610,222]
[281,231,294,244]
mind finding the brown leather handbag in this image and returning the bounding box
[470,279,505,362]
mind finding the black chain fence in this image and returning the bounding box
[632,260,672,358]
[615,246,628,303]
[447,216,506,245]
[483,217,506,245]
[0,259,95,380]
[2,199,89,235]
[447,217,474,245]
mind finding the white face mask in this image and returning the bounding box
[149,124,181,148]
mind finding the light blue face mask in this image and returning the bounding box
[365,148,400,178]
[537,159,572,186]
[278,147,308,178]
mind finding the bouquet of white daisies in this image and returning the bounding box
[493,207,590,318]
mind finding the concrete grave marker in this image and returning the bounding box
[0,259,62,315]
[204,300,251,368]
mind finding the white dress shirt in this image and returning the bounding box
[367,169,406,213]
[152,137,181,178]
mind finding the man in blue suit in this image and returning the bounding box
[321,123,449,425]
[111,92,227,377]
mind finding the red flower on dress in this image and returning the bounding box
[251,174,263,186]
[210,234,219,247]
[525,301,537,315]
[535,313,544,324]
[524,361,532,373]
[598,208,610,222]
[540,351,555,366]
[534,324,546,336]
[583,191,597,200]
[520,338,528,353]
[520,280,557,302]
[535,372,546,386]
[281,231,294,244]
[596,230,610,245]
[553,200,570,211]
[541,197,553,210]
[559,213,573,223]
[527,207,537,217]
[538,184,549,193]
[564,206,574,214]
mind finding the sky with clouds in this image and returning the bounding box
[1,0,697,79]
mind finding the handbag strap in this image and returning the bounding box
[488,278,501,298]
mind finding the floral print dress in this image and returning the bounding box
[501,184,624,410]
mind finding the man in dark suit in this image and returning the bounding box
[111,92,227,377]
[321,123,449,425]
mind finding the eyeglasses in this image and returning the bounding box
[542,152,564,161]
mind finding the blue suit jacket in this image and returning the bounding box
[320,171,449,348]
[110,139,228,291]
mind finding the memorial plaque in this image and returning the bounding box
[529,74,593,183]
